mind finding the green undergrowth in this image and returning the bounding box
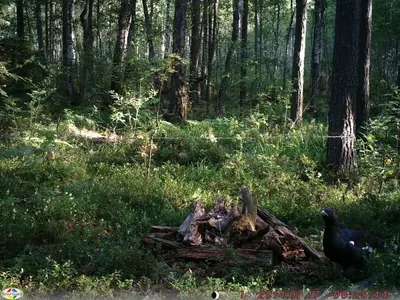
[1,99,400,298]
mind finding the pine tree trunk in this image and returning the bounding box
[169,0,189,120]
[190,0,201,105]
[272,2,281,84]
[282,0,294,91]
[17,0,24,38]
[309,0,325,111]
[35,0,44,51]
[201,0,209,104]
[45,0,49,55]
[206,0,218,112]
[239,0,248,105]
[164,0,172,56]
[356,0,372,135]
[126,0,138,59]
[79,0,94,103]
[290,0,308,124]
[218,0,240,115]
[110,0,130,96]
[62,0,76,100]
[142,0,155,60]
[327,0,360,171]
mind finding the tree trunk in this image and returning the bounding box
[239,0,248,104]
[169,0,189,120]
[62,0,76,100]
[327,0,360,171]
[309,0,325,111]
[356,0,372,135]
[254,0,259,86]
[142,0,155,60]
[17,0,24,38]
[272,2,281,83]
[290,0,308,124]
[206,0,218,112]
[282,0,294,91]
[35,0,44,51]
[189,0,201,105]
[200,0,209,104]
[126,0,138,59]
[45,0,49,55]
[217,0,240,115]
[79,0,94,103]
[110,0,131,96]
[164,0,172,56]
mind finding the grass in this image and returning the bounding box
[0,99,399,299]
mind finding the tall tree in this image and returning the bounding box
[16,0,24,38]
[239,0,249,104]
[206,0,218,111]
[309,0,325,111]
[282,0,294,91]
[62,0,76,100]
[110,0,131,95]
[189,0,201,105]
[200,0,208,105]
[327,0,360,170]
[290,0,308,124]
[126,0,138,59]
[356,0,372,135]
[142,0,155,60]
[169,0,189,120]
[79,0,95,103]
[35,0,44,51]
[218,0,240,114]
[163,0,172,56]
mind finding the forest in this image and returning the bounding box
[0,0,400,298]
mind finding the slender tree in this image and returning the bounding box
[126,0,138,59]
[17,0,24,38]
[79,0,94,103]
[200,0,208,104]
[356,0,372,135]
[290,0,308,124]
[163,0,172,56]
[142,0,155,60]
[218,0,240,114]
[169,0,189,120]
[283,0,294,91]
[110,0,131,95]
[327,0,360,170]
[309,0,325,111]
[239,0,249,104]
[206,0,218,111]
[62,0,76,100]
[189,0,201,105]
[35,0,44,51]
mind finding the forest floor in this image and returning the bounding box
[0,102,399,299]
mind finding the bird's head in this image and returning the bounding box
[320,208,339,225]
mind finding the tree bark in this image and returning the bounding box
[290,0,308,124]
[110,0,131,96]
[62,0,76,100]
[200,0,209,105]
[206,0,218,112]
[189,0,201,105]
[356,0,372,135]
[239,0,248,104]
[142,0,155,60]
[164,0,172,56]
[309,0,325,111]
[17,0,24,38]
[79,0,94,103]
[327,0,360,171]
[272,2,281,83]
[169,0,189,120]
[35,0,44,51]
[126,0,138,59]
[282,0,294,91]
[217,0,240,115]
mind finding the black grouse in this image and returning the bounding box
[320,208,384,270]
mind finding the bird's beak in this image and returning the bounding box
[320,210,328,216]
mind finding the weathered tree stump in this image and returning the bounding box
[143,186,321,269]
